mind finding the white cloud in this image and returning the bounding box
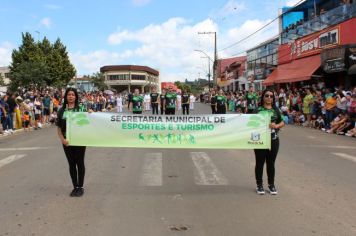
[0,42,14,66]
[44,4,62,10]
[73,16,278,81]
[70,50,133,75]
[40,17,52,28]
[285,0,306,7]
[222,19,278,56]
[132,0,151,7]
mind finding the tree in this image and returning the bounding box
[90,72,107,91]
[0,73,5,86]
[9,32,76,91]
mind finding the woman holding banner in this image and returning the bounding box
[56,88,89,197]
[254,89,284,195]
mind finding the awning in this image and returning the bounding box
[349,64,356,75]
[263,55,321,86]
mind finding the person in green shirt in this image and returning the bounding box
[129,89,144,114]
[245,86,259,114]
[164,86,177,115]
[254,89,285,196]
[215,89,227,114]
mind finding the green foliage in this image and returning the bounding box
[89,72,107,91]
[9,32,76,91]
[174,81,191,93]
[0,73,5,86]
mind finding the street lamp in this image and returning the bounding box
[194,50,213,87]
[197,32,218,86]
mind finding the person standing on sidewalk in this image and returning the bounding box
[254,89,285,195]
[56,87,90,197]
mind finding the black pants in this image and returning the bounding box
[216,108,226,114]
[211,105,216,114]
[165,108,175,115]
[254,138,279,186]
[63,145,86,188]
[182,104,189,115]
[160,106,164,115]
[151,103,159,115]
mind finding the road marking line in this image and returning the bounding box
[304,145,356,150]
[332,153,356,163]
[139,153,162,186]
[191,152,228,185]
[0,147,52,151]
[0,154,27,169]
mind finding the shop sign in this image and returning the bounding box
[291,28,339,58]
[348,47,356,67]
[321,46,346,73]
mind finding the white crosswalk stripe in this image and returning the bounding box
[139,153,163,186]
[332,153,356,163]
[191,152,228,185]
[0,154,27,169]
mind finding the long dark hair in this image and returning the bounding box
[63,87,79,110]
[260,89,282,120]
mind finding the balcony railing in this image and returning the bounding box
[281,3,356,44]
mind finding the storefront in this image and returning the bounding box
[264,18,356,90]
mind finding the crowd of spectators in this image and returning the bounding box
[201,85,356,137]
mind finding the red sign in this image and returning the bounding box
[278,18,356,65]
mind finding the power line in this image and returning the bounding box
[219,0,306,52]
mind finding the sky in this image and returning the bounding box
[0,0,301,82]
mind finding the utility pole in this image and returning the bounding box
[198,32,217,87]
[200,56,211,88]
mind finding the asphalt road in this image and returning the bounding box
[0,102,355,236]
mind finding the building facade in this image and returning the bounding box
[100,65,160,93]
[265,2,356,89]
[216,56,246,92]
[245,37,279,91]
[0,66,11,93]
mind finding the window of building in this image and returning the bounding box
[131,74,146,80]
[108,74,129,80]
[4,73,10,78]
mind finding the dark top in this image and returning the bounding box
[132,95,144,112]
[216,95,227,109]
[150,93,159,103]
[7,98,16,113]
[246,92,259,111]
[165,93,177,109]
[210,95,217,105]
[182,94,189,104]
[160,94,165,107]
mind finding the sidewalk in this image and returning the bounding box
[0,123,52,138]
